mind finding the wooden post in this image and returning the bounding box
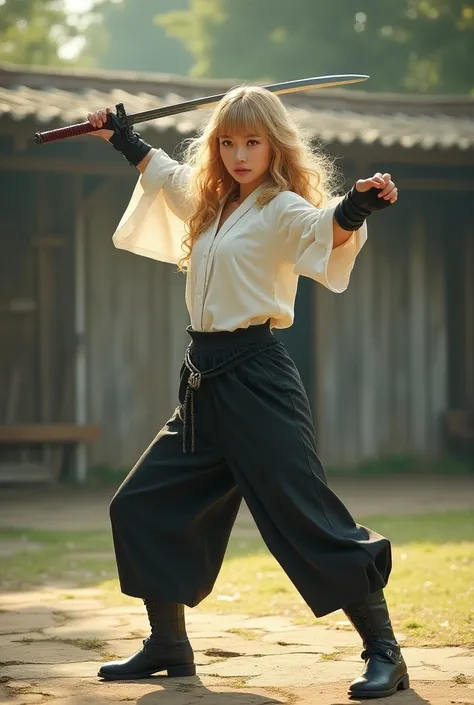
[34,176,58,473]
[465,227,474,407]
[73,175,88,483]
[408,212,428,452]
[36,245,54,423]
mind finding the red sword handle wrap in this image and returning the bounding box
[35,120,98,144]
[34,103,128,145]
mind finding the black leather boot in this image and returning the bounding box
[98,600,195,680]
[343,590,409,699]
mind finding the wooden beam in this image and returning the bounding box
[329,143,474,166]
[0,154,132,176]
[3,145,474,178]
[0,424,101,443]
[2,155,474,192]
[392,177,474,192]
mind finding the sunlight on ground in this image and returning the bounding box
[1,511,473,648]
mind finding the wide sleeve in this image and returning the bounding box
[111,148,194,265]
[271,191,367,293]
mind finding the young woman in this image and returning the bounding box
[87,85,408,699]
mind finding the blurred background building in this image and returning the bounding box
[0,0,473,482]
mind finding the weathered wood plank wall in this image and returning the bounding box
[313,192,450,468]
[0,170,75,427]
[84,179,189,469]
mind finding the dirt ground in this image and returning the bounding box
[0,473,473,531]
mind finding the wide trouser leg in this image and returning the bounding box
[109,406,242,606]
[211,341,392,618]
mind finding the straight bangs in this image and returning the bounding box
[216,96,268,139]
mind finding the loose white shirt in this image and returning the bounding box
[112,149,367,331]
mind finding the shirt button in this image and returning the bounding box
[203,254,207,259]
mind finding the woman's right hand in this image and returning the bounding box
[87,107,115,140]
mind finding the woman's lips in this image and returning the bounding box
[235,168,250,173]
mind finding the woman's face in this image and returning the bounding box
[218,133,272,189]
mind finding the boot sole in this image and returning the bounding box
[98,663,196,680]
[348,673,410,699]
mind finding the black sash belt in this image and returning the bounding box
[180,337,277,453]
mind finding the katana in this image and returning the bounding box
[34,73,369,146]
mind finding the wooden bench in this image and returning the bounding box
[0,423,101,483]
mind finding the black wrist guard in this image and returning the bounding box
[106,112,153,167]
[334,186,393,231]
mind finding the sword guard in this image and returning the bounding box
[115,102,132,137]
[103,102,133,139]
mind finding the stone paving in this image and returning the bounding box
[1,477,474,703]
[1,586,473,705]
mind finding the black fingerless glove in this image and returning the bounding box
[106,112,153,167]
[334,186,394,232]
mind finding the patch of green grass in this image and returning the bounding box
[226,628,266,641]
[0,527,112,548]
[1,512,473,648]
[319,651,339,662]
[63,637,106,651]
[319,646,359,662]
[85,465,130,486]
[0,528,116,591]
[319,651,342,662]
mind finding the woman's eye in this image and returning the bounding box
[221,140,232,147]
[248,140,259,146]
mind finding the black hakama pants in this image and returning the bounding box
[109,322,391,618]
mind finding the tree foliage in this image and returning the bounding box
[3,0,472,93]
[81,0,193,74]
[0,0,77,65]
[157,0,474,93]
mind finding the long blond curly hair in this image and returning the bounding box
[178,85,337,271]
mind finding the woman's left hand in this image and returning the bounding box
[355,172,398,204]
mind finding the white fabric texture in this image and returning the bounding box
[112,149,367,331]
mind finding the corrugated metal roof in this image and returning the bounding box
[1,64,473,150]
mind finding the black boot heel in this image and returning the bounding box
[167,663,196,677]
[398,674,410,691]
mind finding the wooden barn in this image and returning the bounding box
[0,63,473,482]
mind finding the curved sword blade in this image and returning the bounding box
[129,74,369,126]
[263,73,370,96]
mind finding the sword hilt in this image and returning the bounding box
[34,103,130,145]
